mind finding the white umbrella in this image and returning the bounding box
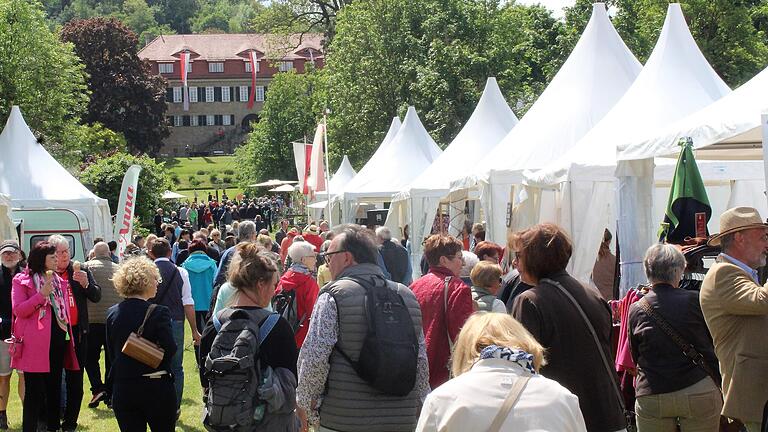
[161,190,187,199]
[268,184,297,192]
[250,179,299,187]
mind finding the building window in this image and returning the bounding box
[205,86,214,102]
[206,115,214,126]
[278,61,293,72]
[189,86,198,103]
[191,115,199,126]
[221,86,230,102]
[245,61,260,73]
[172,87,182,103]
[182,115,191,126]
[239,86,248,102]
[255,86,265,102]
[159,63,174,74]
[208,62,224,73]
[223,115,231,126]
[173,116,182,127]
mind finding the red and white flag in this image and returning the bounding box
[292,141,313,195]
[307,122,326,197]
[247,50,258,109]
[180,51,191,111]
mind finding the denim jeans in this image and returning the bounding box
[635,377,722,432]
[171,320,185,411]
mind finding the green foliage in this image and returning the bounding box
[61,17,170,154]
[236,70,323,184]
[80,152,171,223]
[0,0,89,164]
[72,122,128,159]
[116,0,175,45]
[196,170,206,175]
[223,169,234,175]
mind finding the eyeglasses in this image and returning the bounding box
[319,250,347,262]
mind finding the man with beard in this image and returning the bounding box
[0,241,24,429]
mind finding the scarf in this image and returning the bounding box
[33,272,69,333]
[289,263,311,275]
[479,345,537,375]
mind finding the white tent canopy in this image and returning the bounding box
[0,106,112,240]
[315,155,357,201]
[448,2,642,244]
[617,65,768,161]
[161,190,187,199]
[340,108,442,222]
[524,3,733,287]
[386,77,518,274]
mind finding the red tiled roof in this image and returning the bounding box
[138,33,324,62]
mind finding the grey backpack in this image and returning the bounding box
[203,309,279,432]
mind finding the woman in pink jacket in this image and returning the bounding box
[11,241,78,432]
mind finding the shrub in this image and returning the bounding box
[222,176,232,184]
[209,174,218,182]
[223,169,234,175]
[196,169,206,175]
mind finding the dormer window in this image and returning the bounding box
[245,61,260,73]
[159,63,174,74]
[278,61,293,72]
[208,62,224,73]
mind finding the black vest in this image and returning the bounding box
[152,260,184,321]
[378,242,409,284]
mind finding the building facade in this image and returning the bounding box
[138,33,324,156]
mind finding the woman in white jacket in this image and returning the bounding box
[416,313,587,432]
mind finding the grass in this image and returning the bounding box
[5,330,206,431]
[159,156,240,192]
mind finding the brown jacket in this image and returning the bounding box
[700,257,768,423]
[512,271,625,432]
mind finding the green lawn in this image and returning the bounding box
[160,156,240,191]
[5,330,205,431]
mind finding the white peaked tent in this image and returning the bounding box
[386,77,518,273]
[309,155,357,220]
[340,108,442,222]
[448,3,642,245]
[0,106,113,240]
[524,3,734,288]
[617,65,768,161]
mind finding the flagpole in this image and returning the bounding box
[323,108,333,227]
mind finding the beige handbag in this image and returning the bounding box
[121,304,165,369]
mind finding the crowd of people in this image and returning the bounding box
[0,203,766,431]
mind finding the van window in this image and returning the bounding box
[30,235,75,258]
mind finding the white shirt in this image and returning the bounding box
[416,358,587,432]
[155,257,194,307]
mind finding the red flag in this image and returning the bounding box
[247,51,258,109]
[180,51,190,111]
[302,143,312,195]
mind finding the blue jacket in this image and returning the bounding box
[181,252,217,311]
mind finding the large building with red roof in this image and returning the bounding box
[138,33,324,155]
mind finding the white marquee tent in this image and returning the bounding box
[448,3,642,245]
[309,155,357,220]
[0,106,112,240]
[340,108,442,222]
[386,77,518,273]
[524,3,742,288]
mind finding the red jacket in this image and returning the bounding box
[303,233,323,252]
[410,266,473,389]
[275,268,319,348]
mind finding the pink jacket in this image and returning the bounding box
[10,270,79,373]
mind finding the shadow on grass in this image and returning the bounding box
[202,157,215,164]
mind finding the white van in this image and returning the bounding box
[13,208,93,262]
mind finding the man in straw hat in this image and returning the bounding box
[701,206,768,431]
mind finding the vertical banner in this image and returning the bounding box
[113,165,142,261]
[180,51,190,111]
[308,122,326,196]
[762,113,768,209]
[247,50,258,109]
[292,141,313,195]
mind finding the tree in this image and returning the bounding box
[72,122,128,163]
[235,70,324,184]
[0,0,89,163]
[80,152,171,224]
[117,0,175,46]
[150,0,199,33]
[61,17,170,155]
[190,0,234,33]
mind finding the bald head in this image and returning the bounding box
[93,242,111,258]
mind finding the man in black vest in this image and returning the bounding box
[375,226,412,285]
[149,239,200,418]
[296,225,428,431]
[0,241,24,429]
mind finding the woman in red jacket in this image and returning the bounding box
[410,235,474,389]
[275,241,319,348]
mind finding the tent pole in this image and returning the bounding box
[323,110,333,227]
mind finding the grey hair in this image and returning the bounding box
[643,243,686,285]
[288,241,316,262]
[375,226,392,241]
[459,251,479,278]
[92,242,110,258]
[720,233,735,252]
[48,234,69,250]
[333,224,378,265]
[237,221,256,242]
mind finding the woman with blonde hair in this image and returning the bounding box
[416,313,586,432]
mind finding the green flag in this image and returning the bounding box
[659,138,711,243]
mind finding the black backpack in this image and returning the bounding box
[335,275,418,396]
[271,288,306,334]
[203,309,279,432]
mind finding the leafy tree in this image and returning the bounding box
[80,152,171,223]
[149,0,199,33]
[190,0,233,33]
[72,122,128,162]
[117,0,175,46]
[61,17,170,154]
[0,0,89,163]
[235,70,324,184]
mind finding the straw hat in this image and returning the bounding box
[707,207,768,246]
